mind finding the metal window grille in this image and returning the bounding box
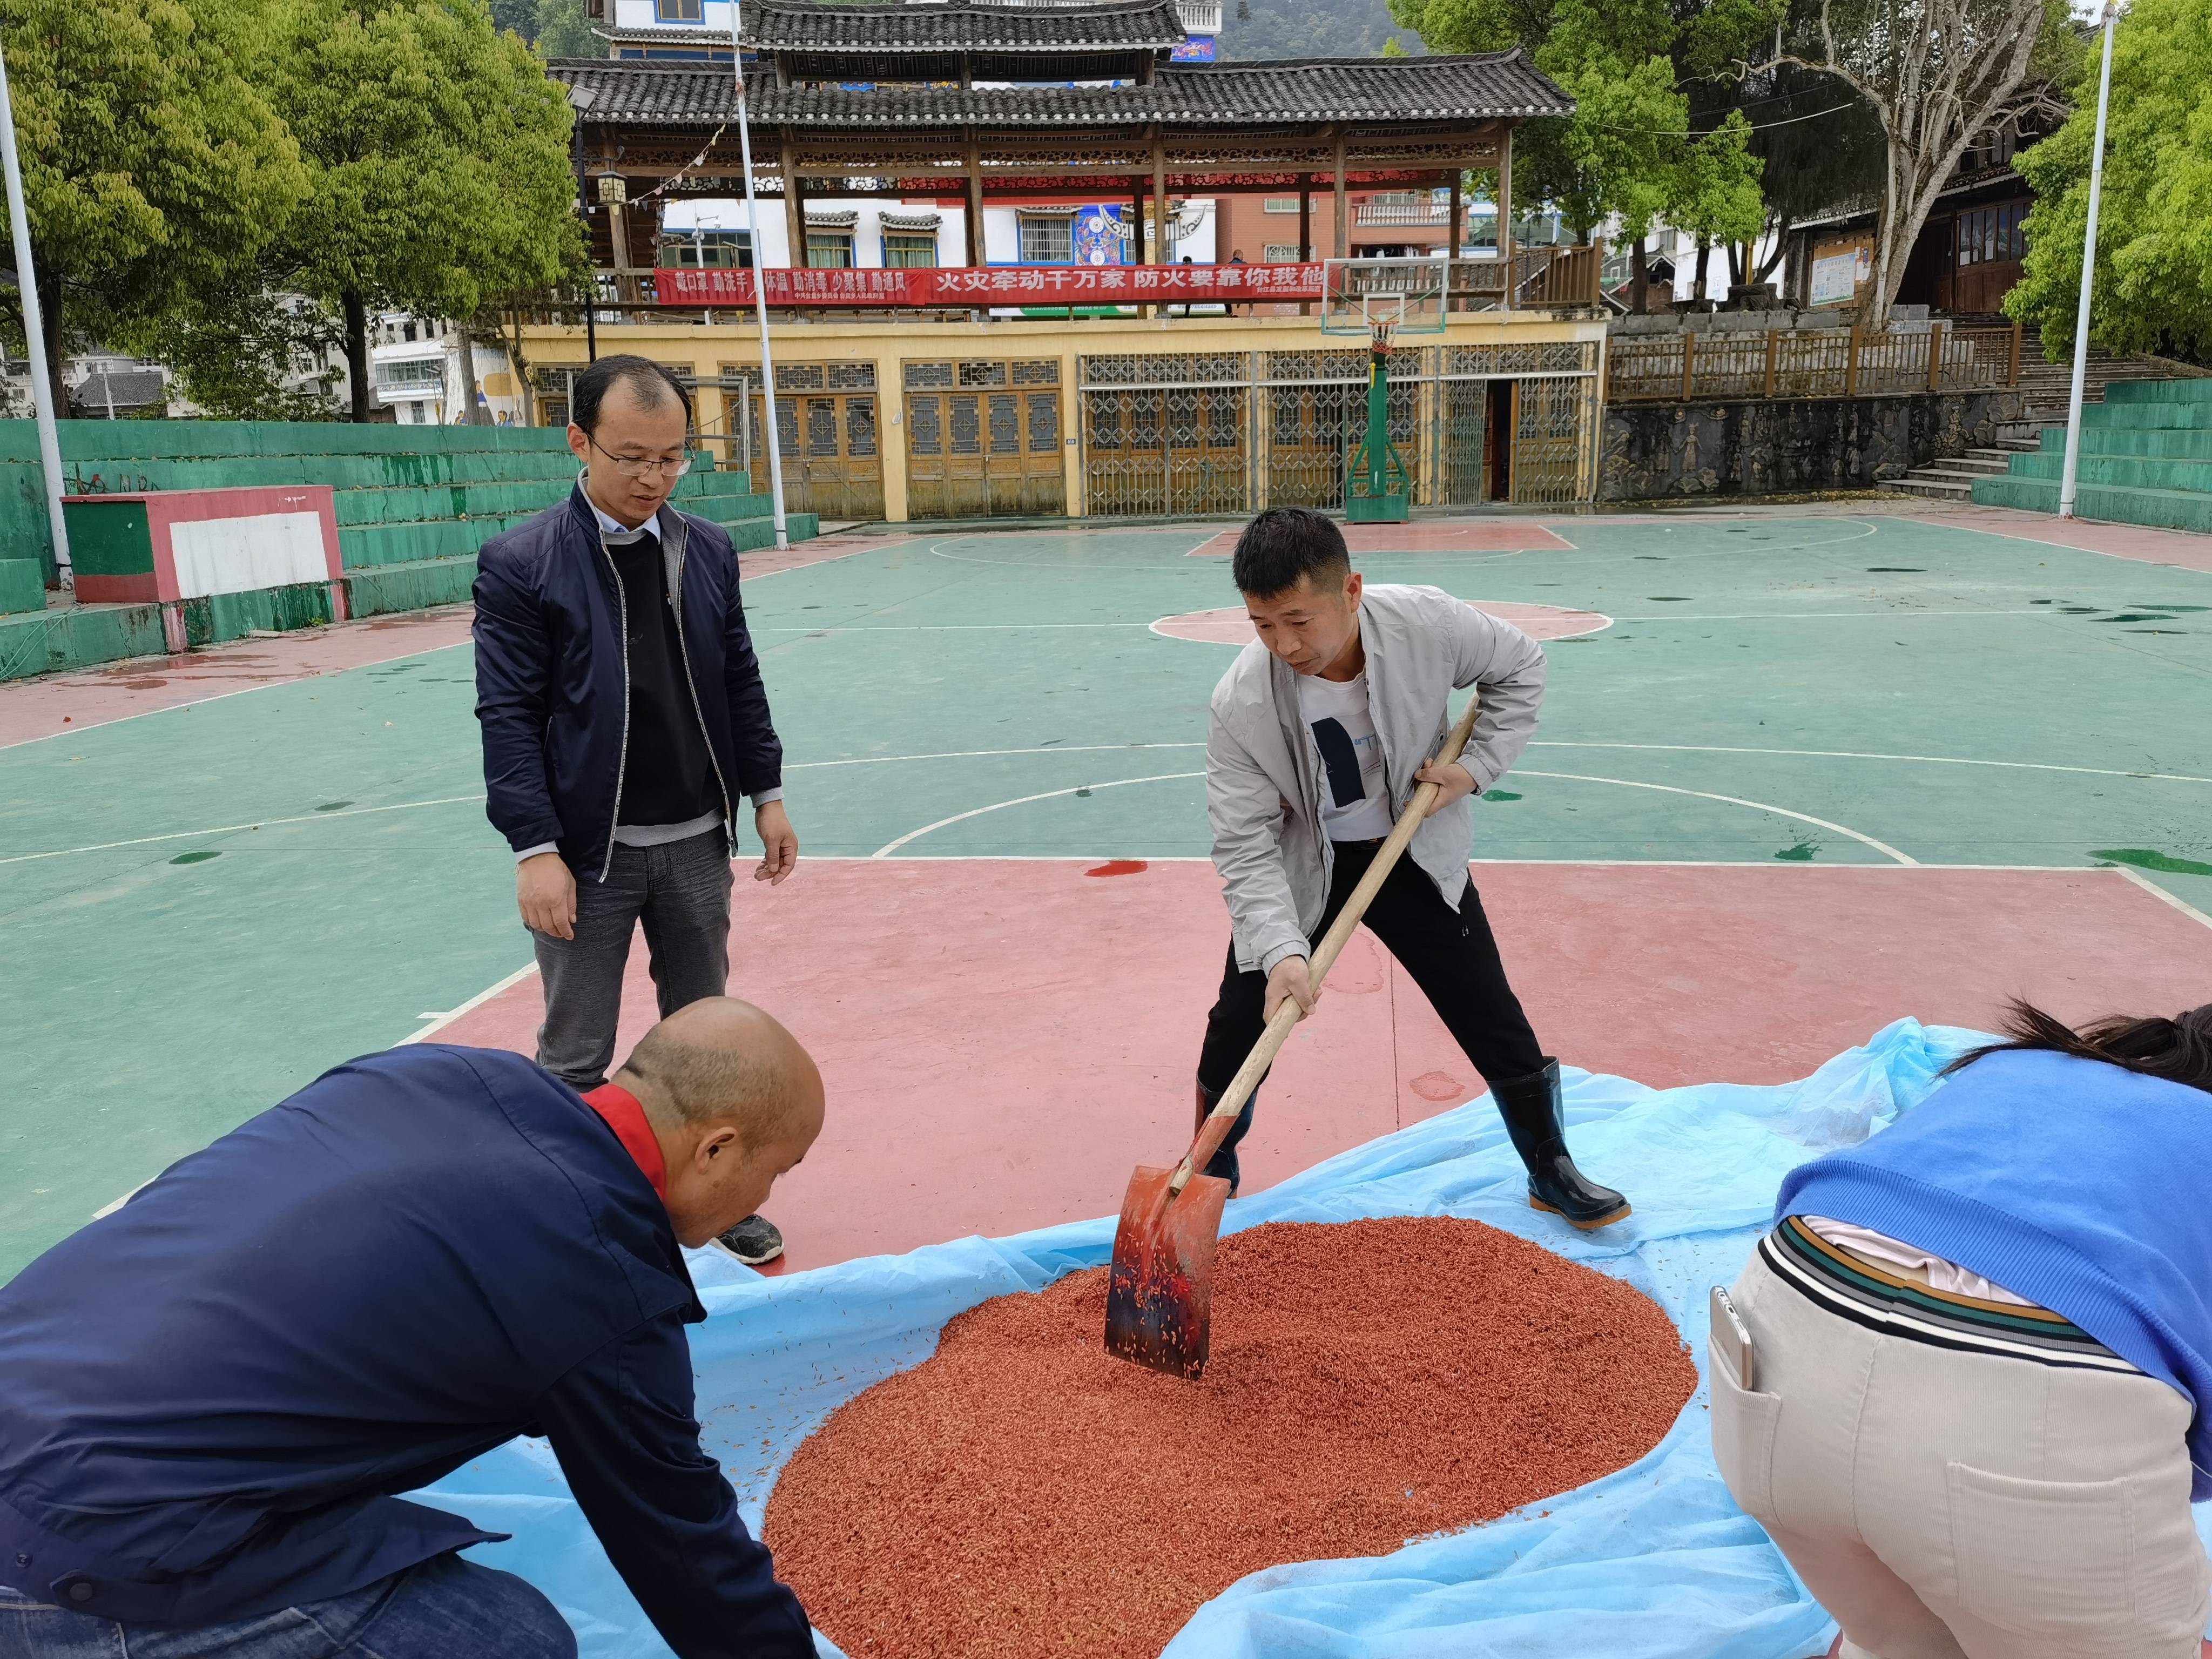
[1077,344,1600,517]
[1019,215,1074,264]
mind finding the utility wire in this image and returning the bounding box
[1579,100,1860,136]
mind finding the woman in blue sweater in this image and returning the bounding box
[1711,1000,2212,1659]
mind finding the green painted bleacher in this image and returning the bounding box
[0,421,816,676]
[1974,377,2212,534]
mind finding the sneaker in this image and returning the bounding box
[715,1213,784,1265]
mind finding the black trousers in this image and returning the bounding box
[1195,840,1546,1184]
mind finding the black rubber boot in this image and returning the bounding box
[1491,1059,1630,1230]
[1194,1080,1252,1197]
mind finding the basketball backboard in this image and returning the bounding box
[1319,257,1448,338]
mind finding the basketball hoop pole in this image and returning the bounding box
[1362,318,1393,507]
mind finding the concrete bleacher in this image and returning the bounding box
[1972,378,2212,534]
[0,421,815,679]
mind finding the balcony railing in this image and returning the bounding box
[1605,322,2025,402]
[1357,195,1451,228]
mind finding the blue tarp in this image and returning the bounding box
[414,1020,2212,1656]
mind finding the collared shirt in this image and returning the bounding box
[514,497,780,864]
[0,1046,813,1653]
[584,1081,668,1198]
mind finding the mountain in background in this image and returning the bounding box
[1215,0,1424,60]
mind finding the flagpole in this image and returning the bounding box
[731,3,787,550]
[0,30,71,592]
[2058,0,2118,522]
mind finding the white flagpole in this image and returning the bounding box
[0,30,71,591]
[2058,0,2118,522]
[731,3,787,550]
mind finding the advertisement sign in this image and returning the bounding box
[1169,36,1216,60]
[653,262,1326,306]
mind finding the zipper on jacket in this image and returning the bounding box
[665,517,738,844]
[597,532,634,883]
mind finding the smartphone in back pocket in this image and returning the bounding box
[1710,1284,1755,1391]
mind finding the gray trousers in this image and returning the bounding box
[1712,1248,2211,1659]
[531,830,734,1090]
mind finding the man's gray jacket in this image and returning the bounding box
[1207,583,1546,976]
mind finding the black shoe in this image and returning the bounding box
[1490,1058,1631,1230]
[715,1213,784,1265]
[1194,1081,1249,1198]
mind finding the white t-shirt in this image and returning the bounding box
[1801,1216,2033,1306]
[1297,670,1394,841]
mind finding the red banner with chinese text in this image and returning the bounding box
[653,263,1326,307]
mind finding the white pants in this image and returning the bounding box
[1711,1249,2211,1658]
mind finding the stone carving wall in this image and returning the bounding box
[1597,390,2025,501]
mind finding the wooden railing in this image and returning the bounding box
[1451,245,1602,312]
[1606,322,2025,402]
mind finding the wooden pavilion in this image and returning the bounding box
[549,0,1572,291]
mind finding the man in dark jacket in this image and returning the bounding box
[474,355,797,1264]
[0,998,827,1659]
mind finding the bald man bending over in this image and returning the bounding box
[0,1001,826,1659]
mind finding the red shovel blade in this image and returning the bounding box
[1102,1162,1232,1379]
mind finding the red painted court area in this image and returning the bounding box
[432,858,2212,1272]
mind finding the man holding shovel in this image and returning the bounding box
[1191,506,1628,1226]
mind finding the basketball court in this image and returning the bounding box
[5,504,2212,1280]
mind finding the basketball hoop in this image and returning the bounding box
[1318,259,1439,524]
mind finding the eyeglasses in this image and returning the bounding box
[588,434,692,481]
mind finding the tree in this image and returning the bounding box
[2006,0,2212,364]
[1390,0,1768,303]
[254,0,586,420]
[1761,0,2076,326]
[142,281,346,420]
[531,0,601,58]
[0,0,305,414]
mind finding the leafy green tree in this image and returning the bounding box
[532,0,600,58]
[2007,0,2212,363]
[487,0,535,37]
[142,280,346,420]
[0,0,305,413]
[1391,0,1768,302]
[1765,0,2075,325]
[254,0,585,419]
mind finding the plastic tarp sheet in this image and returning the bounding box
[414,1020,2212,1656]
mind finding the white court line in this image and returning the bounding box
[871,772,1204,857]
[2,637,475,751]
[756,622,1158,632]
[25,737,2212,867]
[402,962,541,1044]
[1513,770,1918,865]
[0,794,489,868]
[2109,865,2212,933]
[1528,741,2212,786]
[4,535,892,753]
[926,532,1233,571]
[1606,608,2050,622]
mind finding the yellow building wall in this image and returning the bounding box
[519,311,1608,523]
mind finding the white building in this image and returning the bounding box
[367,314,527,426]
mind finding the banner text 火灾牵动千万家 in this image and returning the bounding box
[652,264,1327,307]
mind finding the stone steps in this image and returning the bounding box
[1970,375,2212,533]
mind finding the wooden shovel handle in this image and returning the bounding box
[1172,689,1485,1194]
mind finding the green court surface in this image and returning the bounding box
[4,509,2212,1277]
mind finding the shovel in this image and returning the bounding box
[1104,688,1487,1378]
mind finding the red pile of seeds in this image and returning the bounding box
[764,1217,1696,1658]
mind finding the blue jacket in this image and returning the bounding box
[0,1046,812,1654]
[473,488,783,881]
[1778,1048,2212,1497]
